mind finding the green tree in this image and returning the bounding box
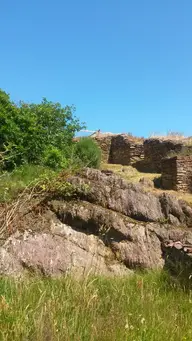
[0,89,85,169]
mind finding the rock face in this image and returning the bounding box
[0,223,131,278]
[1,168,192,278]
[70,168,192,226]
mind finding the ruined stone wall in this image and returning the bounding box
[93,134,144,165]
[109,135,144,165]
[128,141,145,165]
[162,156,192,192]
[109,135,131,165]
[93,135,113,163]
[144,139,192,173]
[161,157,177,190]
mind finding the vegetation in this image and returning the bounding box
[0,89,102,202]
[0,89,101,172]
[0,271,192,341]
[101,163,192,204]
[0,164,57,202]
[1,89,191,341]
[74,137,101,168]
[0,90,81,170]
[149,131,192,143]
[101,163,160,183]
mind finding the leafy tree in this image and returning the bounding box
[0,89,85,169]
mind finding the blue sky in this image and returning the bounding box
[1,0,192,137]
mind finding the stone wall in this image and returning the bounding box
[162,156,192,192]
[76,134,192,178]
[109,135,144,165]
[93,133,144,165]
[144,138,192,173]
[94,135,113,163]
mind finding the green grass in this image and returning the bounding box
[0,164,57,202]
[1,271,192,341]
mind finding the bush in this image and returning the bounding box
[74,137,101,168]
[0,89,85,170]
[43,146,68,170]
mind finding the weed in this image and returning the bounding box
[0,271,192,341]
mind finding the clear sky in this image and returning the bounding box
[1,0,192,137]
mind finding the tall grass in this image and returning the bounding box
[0,164,57,202]
[1,271,192,341]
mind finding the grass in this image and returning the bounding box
[101,163,192,204]
[149,132,192,145]
[1,162,192,204]
[0,164,57,202]
[0,271,192,341]
[101,163,160,183]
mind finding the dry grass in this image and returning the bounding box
[149,132,192,145]
[93,132,144,144]
[101,163,160,183]
[101,163,192,204]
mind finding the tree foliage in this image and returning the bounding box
[0,89,84,170]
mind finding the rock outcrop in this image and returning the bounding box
[1,168,192,278]
[70,168,192,226]
[0,223,131,278]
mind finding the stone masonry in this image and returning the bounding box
[162,156,192,192]
[93,134,113,163]
[94,133,144,165]
[109,135,144,165]
[144,138,188,173]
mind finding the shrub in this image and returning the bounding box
[43,146,68,170]
[0,89,85,170]
[74,137,101,168]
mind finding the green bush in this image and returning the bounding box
[43,146,68,170]
[74,137,101,168]
[0,89,84,170]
